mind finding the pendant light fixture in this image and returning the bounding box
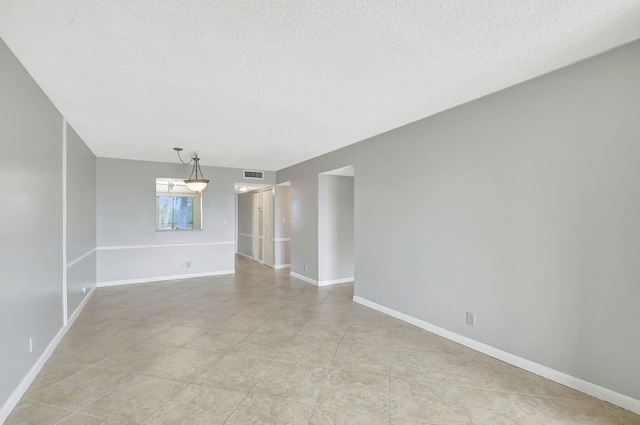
[173,147,210,192]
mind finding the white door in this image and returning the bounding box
[252,192,260,261]
[262,189,275,268]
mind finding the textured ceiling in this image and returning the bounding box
[1,1,640,171]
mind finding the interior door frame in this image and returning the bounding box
[252,192,260,261]
[262,188,275,268]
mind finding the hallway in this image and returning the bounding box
[7,256,640,424]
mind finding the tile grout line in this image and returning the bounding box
[303,304,346,425]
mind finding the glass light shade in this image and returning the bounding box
[185,179,209,192]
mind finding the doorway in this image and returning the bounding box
[318,165,355,285]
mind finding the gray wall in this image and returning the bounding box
[96,158,274,283]
[66,123,96,317]
[318,175,354,282]
[277,40,640,400]
[0,39,63,411]
[237,192,253,257]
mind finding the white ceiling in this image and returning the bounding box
[1,1,639,171]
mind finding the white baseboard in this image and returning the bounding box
[97,270,235,287]
[352,295,640,415]
[274,264,291,270]
[236,252,253,259]
[68,286,96,326]
[290,271,318,285]
[318,276,354,286]
[0,286,96,424]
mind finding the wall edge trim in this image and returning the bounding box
[236,252,253,259]
[97,241,234,250]
[97,270,235,287]
[67,248,97,268]
[290,271,318,285]
[238,233,253,238]
[274,264,291,270]
[318,276,354,286]
[274,238,291,242]
[0,287,96,424]
[352,295,640,415]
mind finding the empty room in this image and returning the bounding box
[1,1,640,424]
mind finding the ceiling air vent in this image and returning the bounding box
[243,170,264,180]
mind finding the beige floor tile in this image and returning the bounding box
[8,258,640,425]
[448,355,551,396]
[229,333,291,359]
[30,367,133,410]
[316,369,389,416]
[143,308,200,325]
[277,341,338,367]
[390,376,471,424]
[252,361,328,403]
[143,325,208,347]
[225,394,313,425]
[236,303,282,318]
[535,394,640,425]
[215,315,266,332]
[391,329,445,354]
[56,413,118,424]
[141,384,246,424]
[308,406,388,425]
[331,343,391,375]
[507,367,591,400]
[185,329,249,353]
[253,318,305,337]
[193,354,273,392]
[141,348,221,382]
[462,387,558,425]
[81,375,186,424]
[440,338,492,361]
[297,322,347,341]
[4,400,73,425]
[341,325,391,347]
[391,350,456,384]
[115,322,173,341]
[271,306,316,321]
[49,343,120,365]
[306,310,352,324]
[177,312,232,328]
[211,302,254,315]
[96,343,176,373]
[23,360,90,398]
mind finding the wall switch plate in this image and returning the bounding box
[466,311,476,327]
[305,264,308,271]
[183,261,191,268]
[282,218,286,224]
[223,219,227,225]
[29,336,33,353]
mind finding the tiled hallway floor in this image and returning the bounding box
[7,256,640,424]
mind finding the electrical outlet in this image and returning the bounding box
[223,219,227,225]
[81,286,87,294]
[466,311,476,327]
[183,261,191,268]
[29,336,34,353]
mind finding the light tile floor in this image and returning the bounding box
[7,256,640,424]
